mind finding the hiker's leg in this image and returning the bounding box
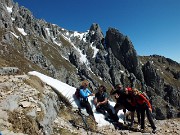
[125,111,131,119]
[124,102,135,124]
[80,101,86,108]
[123,108,126,114]
[85,101,94,117]
[103,104,112,115]
[136,109,141,125]
[103,104,118,121]
[140,109,145,130]
[122,107,127,122]
[114,103,122,114]
[109,104,120,122]
[96,106,106,115]
[130,111,135,126]
[129,106,136,126]
[145,105,156,130]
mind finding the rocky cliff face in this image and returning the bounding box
[0,0,180,129]
[0,74,65,135]
[140,55,180,119]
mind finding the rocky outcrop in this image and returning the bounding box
[89,23,104,43]
[0,0,179,121]
[140,55,180,119]
[0,74,68,135]
[106,28,144,82]
[0,67,19,75]
[164,84,180,108]
[142,61,164,95]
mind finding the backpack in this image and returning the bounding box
[75,87,80,99]
[142,91,150,101]
[75,86,83,99]
[138,90,150,101]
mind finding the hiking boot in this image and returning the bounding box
[152,127,157,134]
[129,121,134,128]
[114,122,123,130]
[126,115,130,121]
[137,125,141,131]
[105,117,113,122]
[123,116,126,123]
[107,115,112,119]
[140,128,146,133]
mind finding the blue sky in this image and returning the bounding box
[14,0,180,63]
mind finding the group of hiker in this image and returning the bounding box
[75,80,156,133]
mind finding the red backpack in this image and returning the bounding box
[75,88,80,99]
[74,86,83,99]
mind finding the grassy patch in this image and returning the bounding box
[53,127,78,135]
[58,108,74,120]
[36,109,45,121]
[0,44,49,75]
[8,110,39,135]
[58,108,97,133]
[24,75,45,101]
[59,35,72,48]
[24,75,44,92]
[41,41,76,73]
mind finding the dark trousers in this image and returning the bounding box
[80,100,94,117]
[114,101,136,113]
[96,104,119,122]
[136,109,141,124]
[114,101,136,122]
[114,103,126,114]
[137,104,156,130]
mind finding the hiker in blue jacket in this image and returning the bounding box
[79,80,95,119]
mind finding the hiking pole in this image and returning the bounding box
[78,109,90,134]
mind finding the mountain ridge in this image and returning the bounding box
[0,0,180,134]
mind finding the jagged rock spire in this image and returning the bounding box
[106,27,144,82]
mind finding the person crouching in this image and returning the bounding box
[94,85,118,122]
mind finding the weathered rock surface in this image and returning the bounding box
[0,74,180,135]
[0,1,179,134]
[0,74,64,135]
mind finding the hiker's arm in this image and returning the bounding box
[87,89,94,96]
[79,89,88,98]
[89,93,95,96]
[140,94,152,111]
[110,87,115,95]
[94,97,98,105]
[97,93,108,106]
[98,97,108,106]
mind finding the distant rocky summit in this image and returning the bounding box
[0,0,180,134]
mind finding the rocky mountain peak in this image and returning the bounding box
[0,0,180,134]
[106,27,144,82]
[90,23,103,36]
[88,23,104,46]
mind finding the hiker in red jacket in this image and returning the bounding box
[132,88,156,133]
